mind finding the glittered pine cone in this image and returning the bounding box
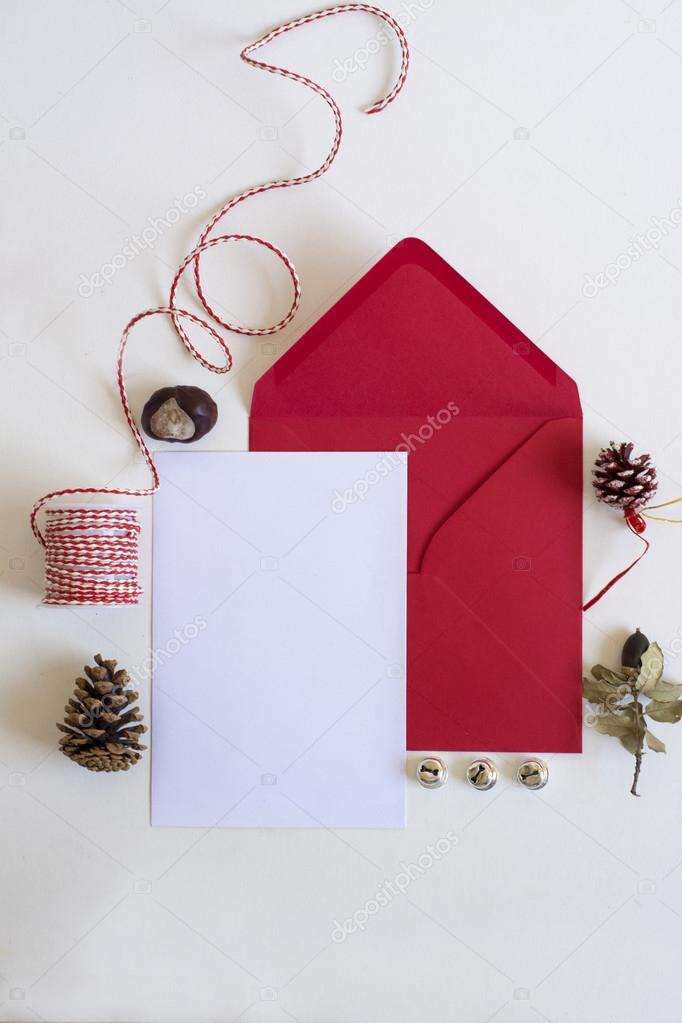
[57,655,147,772]
[592,441,658,511]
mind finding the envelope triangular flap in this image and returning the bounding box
[251,238,581,420]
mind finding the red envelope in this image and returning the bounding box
[250,238,582,752]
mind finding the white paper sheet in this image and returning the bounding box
[151,451,407,828]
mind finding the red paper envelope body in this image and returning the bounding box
[250,238,582,752]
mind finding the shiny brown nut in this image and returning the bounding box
[141,386,218,443]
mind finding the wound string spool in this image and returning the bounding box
[43,507,142,606]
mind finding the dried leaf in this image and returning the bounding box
[594,713,635,738]
[620,730,642,755]
[638,642,664,694]
[646,730,666,753]
[583,676,621,706]
[643,679,682,703]
[646,700,682,724]
[591,665,628,685]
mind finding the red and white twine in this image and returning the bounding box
[29,5,409,606]
[43,508,142,606]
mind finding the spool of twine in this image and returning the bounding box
[43,506,141,606]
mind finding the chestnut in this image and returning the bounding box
[141,385,218,443]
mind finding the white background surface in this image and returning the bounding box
[2,1,682,1021]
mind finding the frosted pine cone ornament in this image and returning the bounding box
[586,440,682,609]
[593,441,658,516]
[584,441,664,610]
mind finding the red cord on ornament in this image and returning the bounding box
[582,512,650,612]
[29,5,410,606]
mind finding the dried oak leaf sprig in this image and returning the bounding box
[583,629,682,796]
[58,654,147,772]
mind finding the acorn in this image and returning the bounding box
[141,385,218,443]
[621,628,650,674]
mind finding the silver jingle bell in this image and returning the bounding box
[517,759,549,790]
[416,756,448,789]
[466,758,498,790]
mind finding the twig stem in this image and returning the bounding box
[630,678,644,796]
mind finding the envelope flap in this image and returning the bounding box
[251,238,581,419]
[419,417,582,585]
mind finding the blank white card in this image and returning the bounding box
[151,451,407,828]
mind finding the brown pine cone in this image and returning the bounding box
[593,441,658,510]
[58,655,147,772]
